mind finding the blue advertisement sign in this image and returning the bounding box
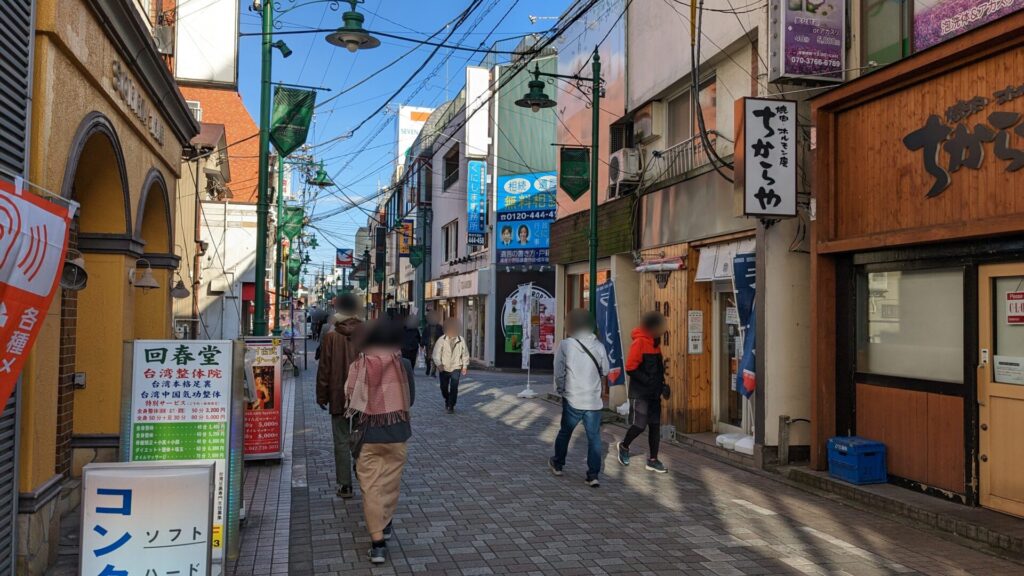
[467,160,487,246]
[596,280,625,387]
[496,171,556,265]
[733,252,757,398]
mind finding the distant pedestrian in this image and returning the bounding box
[400,316,422,366]
[315,313,342,360]
[315,295,364,499]
[423,312,444,376]
[432,318,469,413]
[617,311,670,474]
[344,320,415,565]
[549,310,610,488]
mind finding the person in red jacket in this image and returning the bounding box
[617,311,670,473]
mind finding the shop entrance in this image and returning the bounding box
[978,263,1024,518]
[714,285,743,432]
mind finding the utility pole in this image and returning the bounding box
[253,0,273,336]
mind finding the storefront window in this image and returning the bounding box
[856,268,964,383]
[862,0,911,66]
[568,270,611,313]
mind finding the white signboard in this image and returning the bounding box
[174,0,239,86]
[81,462,214,576]
[743,98,797,217]
[396,105,433,171]
[128,340,234,563]
[688,310,704,355]
[465,66,490,158]
[995,356,1024,385]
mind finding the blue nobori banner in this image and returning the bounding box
[496,172,556,265]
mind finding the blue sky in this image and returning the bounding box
[237,0,572,277]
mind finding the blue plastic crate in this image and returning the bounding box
[827,436,887,485]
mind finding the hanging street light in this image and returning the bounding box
[516,49,602,319]
[306,161,334,188]
[326,0,381,53]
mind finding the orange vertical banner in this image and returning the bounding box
[0,178,73,414]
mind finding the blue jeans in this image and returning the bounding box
[552,400,603,480]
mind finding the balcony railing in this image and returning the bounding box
[645,133,717,188]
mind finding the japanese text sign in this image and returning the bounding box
[467,160,488,246]
[915,0,1024,52]
[903,87,1024,198]
[335,248,353,268]
[496,172,556,265]
[128,340,234,563]
[243,338,283,459]
[770,0,845,82]
[81,462,214,576]
[0,178,74,416]
[1008,291,1024,324]
[397,220,414,257]
[742,98,798,217]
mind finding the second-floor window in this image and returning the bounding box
[443,146,459,190]
[442,220,459,262]
[187,100,203,123]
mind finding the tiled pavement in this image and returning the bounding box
[283,367,1024,576]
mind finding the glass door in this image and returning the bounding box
[978,263,1024,518]
[716,289,742,431]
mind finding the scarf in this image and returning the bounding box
[344,348,411,426]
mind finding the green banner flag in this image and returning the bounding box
[281,206,304,239]
[409,245,425,268]
[358,277,368,290]
[270,87,316,157]
[287,272,300,293]
[559,147,590,200]
[287,257,302,276]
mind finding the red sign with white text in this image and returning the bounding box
[1008,291,1024,325]
[243,339,283,459]
[0,178,72,415]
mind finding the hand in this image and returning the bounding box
[461,367,468,376]
[661,385,671,400]
[318,403,328,411]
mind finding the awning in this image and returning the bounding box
[695,238,756,282]
[634,257,685,273]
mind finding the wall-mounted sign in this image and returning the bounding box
[915,0,1024,52]
[397,220,414,256]
[112,60,166,145]
[81,462,215,576]
[687,310,704,355]
[467,160,487,246]
[741,98,798,217]
[1008,291,1024,324]
[128,340,235,562]
[769,0,845,83]
[559,147,590,200]
[903,86,1024,198]
[0,178,74,417]
[497,172,556,265]
[243,338,283,460]
[335,248,354,267]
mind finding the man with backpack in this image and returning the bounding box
[549,310,610,488]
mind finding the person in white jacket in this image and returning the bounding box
[549,310,610,487]
[431,319,470,413]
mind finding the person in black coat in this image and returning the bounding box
[400,316,422,366]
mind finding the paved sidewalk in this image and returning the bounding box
[287,368,1024,576]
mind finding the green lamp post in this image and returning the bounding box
[516,48,602,319]
[254,0,379,336]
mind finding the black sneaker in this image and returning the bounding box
[645,459,668,473]
[585,477,600,488]
[617,442,630,466]
[548,457,563,477]
[368,541,388,564]
[337,485,353,499]
[383,520,393,541]
[446,406,455,414]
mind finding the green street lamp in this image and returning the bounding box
[326,0,381,53]
[306,161,334,188]
[254,0,379,337]
[516,48,602,319]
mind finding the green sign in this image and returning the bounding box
[281,206,304,239]
[559,147,591,200]
[358,277,368,290]
[409,245,425,268]
[374,269,385,284]
[286,257,302,275]
[270,87,316,157]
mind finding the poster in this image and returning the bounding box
[81,462,214,576]
[335,248,353,267]
[500,284,555,355]
[128,340,234,561]
[1007,291,1024,324]
[733,253,757,397]
[0,178,74,415]
[467,160,487,246]
[994,356,1024,384]
[687,310,704,355]
[771,0,845,82]
[914,0,1024,51]
[496,172,556,265]
[595,281,625,386]
[243,338,283,460]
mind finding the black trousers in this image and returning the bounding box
[401,349,418,366]
[439,371,462,408]
[623,397,662,460]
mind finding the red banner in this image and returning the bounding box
[0,178,72,415]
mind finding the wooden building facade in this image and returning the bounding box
[810,13,1024,516]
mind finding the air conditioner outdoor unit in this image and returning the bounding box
[608,148,641,198]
